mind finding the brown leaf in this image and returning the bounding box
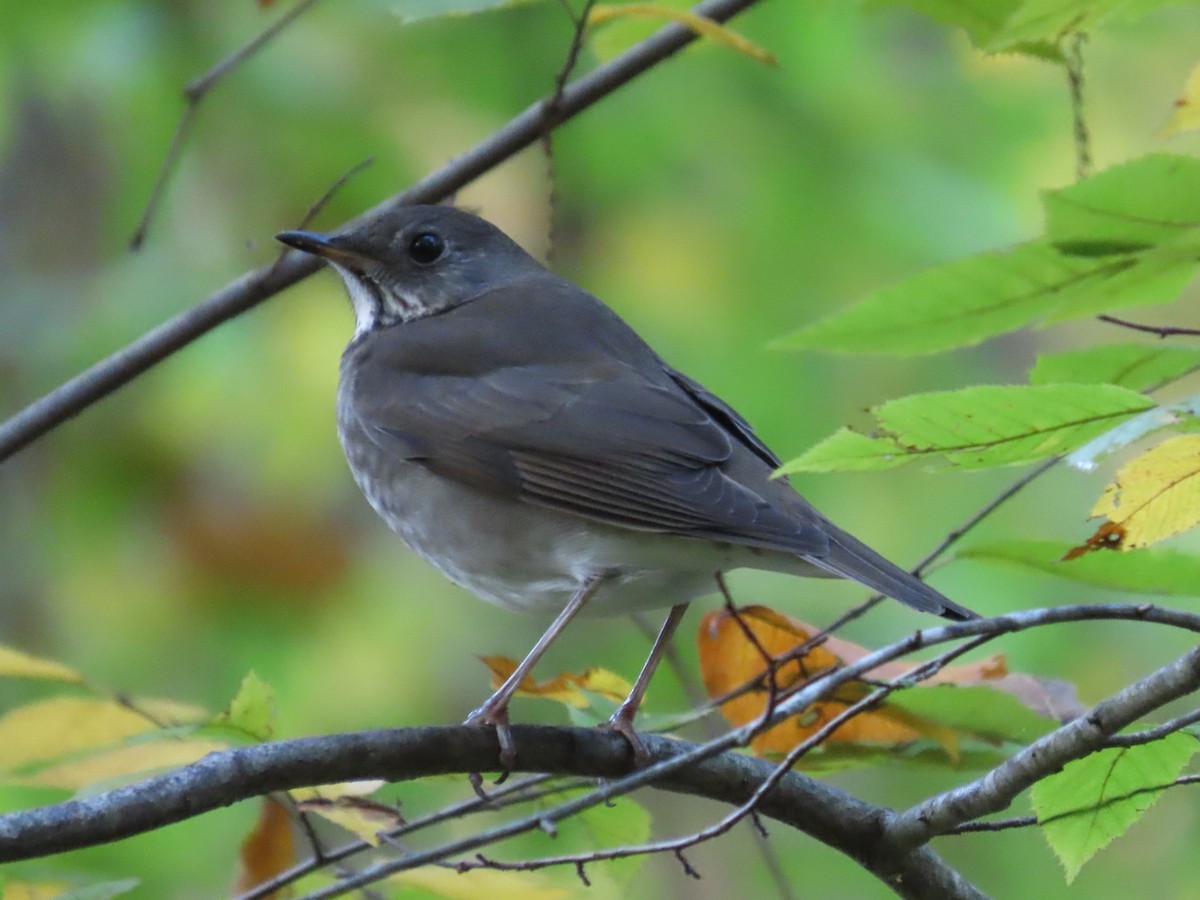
[696,606,1018,759]
[233,795,297,899]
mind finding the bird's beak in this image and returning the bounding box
[275,230,373,269]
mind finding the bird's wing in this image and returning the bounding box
[349,352,828,554]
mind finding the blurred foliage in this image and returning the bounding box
[3,0,1200,897]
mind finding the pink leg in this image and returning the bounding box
[604,603,689,764]
[466,575,604,770]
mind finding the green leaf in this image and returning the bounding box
[1041,231,1200,323]
[777,428,910,473]
[987,0,1187,52]
[887,685,1059,744]
[1030,344,1200,391]
[387,0,544,22]
[1033,733,1198,882]
[960,539,1200,596]
[1043,154,1200,254]
[776,241,1103,356]
[216,671,276,741]
[54,880,142,900]
[578,795,652,887]
[779,384,1155,473]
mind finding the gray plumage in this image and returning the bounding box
[277,206,975,623]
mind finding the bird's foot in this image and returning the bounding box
[601,704,651,768]
[465,699,516,789]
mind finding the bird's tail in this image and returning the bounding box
[805,524,977,622]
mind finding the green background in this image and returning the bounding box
[1,0,1199,896]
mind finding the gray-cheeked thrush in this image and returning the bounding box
[276,206,976,764]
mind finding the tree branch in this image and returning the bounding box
[885,643,1200,849]
[0,725,975,900]
[0,0,764,464]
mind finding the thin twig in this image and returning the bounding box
[947,774,1200,835]
[1105,708,1200,747]
[1097,315,1200,339]
[539,0,599,267]
[130,0,325,249]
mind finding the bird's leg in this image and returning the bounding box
[465,574,605,774]
[603,603,689,765]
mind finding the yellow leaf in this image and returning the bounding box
[393,866,571,900]
[295,789,399,846]
[233,796,298,900]
[216,671,276,740]
[0,645,83,683]
[481,657,632,709]
[0,697,159,772]
[25,739,227,790]
[588,4,777,66]
[1162,61,1200,137]
[3,880,74,900]
[1090,435,1200,548]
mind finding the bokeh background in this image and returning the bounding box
[2,1,1200,897]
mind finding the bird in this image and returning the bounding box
[276,205,975,765]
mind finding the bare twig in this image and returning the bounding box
[947,774,1200,836]
[0,0,765,464]
[1097,315,1200,338]
[1105,708,1200,747]
[130,0,326,249]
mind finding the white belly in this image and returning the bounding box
[339,434,775,616]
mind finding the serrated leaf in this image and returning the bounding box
[776,241,1101,355]
[778,428,910,473]
[1041,230,1200,323]
[780,384,1155,474]
[217,671,276,741]
[1030,344,1200,391]
[960,539,1200,595]
[0,646,84,683]
[985,0,1172,51]
[1033,733,1198,882]
[1089,434,1200,547]
[781,155,1200,357]
[1043,154,1200,253]
[588,4,777,65]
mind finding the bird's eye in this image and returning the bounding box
[408,232,445,265]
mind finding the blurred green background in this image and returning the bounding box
[2,0,1200,897]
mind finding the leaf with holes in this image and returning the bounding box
[1087,434,1200,549]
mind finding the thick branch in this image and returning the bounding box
[0,0,763,463]
[886,644,1200,849]
[0,726,974,900]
